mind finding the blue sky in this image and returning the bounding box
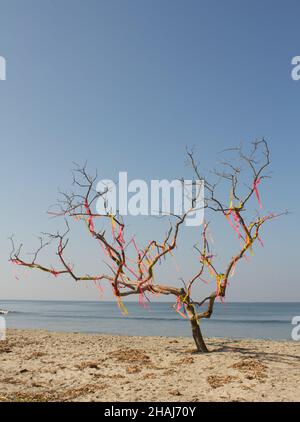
[0,0,299,301]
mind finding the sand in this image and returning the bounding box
[0,329,299,402]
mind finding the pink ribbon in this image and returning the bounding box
[84,200,95,232]
[226,210,241,238]
[253,177,262,209]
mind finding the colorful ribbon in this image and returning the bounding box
[253,177,262,209]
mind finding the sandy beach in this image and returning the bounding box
[0,329,299,402]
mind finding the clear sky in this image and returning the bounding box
[0,0,299,302]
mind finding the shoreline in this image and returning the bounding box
[0,329,299,402]
[2,326,296,342]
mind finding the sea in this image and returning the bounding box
[0,300,299,340]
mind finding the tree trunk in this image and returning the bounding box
[186,304,209,353]
[190,318,208,353]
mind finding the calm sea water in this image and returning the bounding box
[1,300,299,340]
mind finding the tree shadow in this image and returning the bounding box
[210,340,300,365]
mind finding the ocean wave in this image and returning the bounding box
[211,318,288,324]
[6,313,289,324]
[1,310,38,315]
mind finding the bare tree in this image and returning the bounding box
[10,140,285,352]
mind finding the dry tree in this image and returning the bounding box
[10,140,285,352]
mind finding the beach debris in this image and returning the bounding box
[142,373,156,379]
[0,383,102,402]
[231,358,268,381]
[169,389,182,396]
[24,351,46,360]
[174,356,194,365]
[207,375,239,389]
[75,361,99,370]
[126,365,141,374]
[0,343,11,353]
[110,348,151,364]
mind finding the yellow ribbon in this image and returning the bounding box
[117,296,128,315]
[109,213,116,230]
[216,274,225,295]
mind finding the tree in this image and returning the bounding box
[10,140,285,352]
